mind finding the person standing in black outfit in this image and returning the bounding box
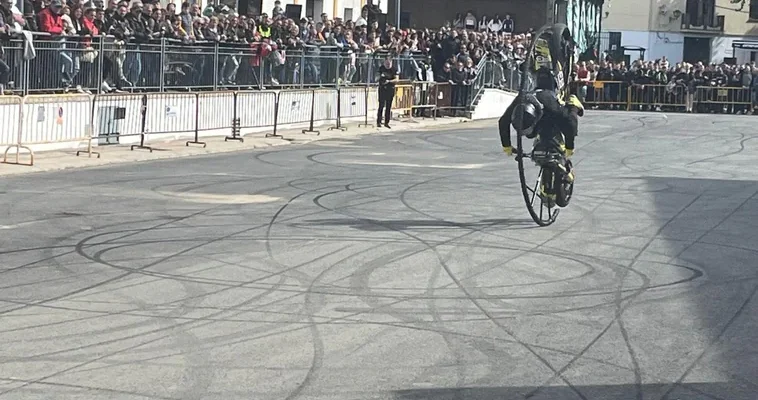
[377,56,399,128]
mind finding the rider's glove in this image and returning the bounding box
[566,95,584,117]
[503,146,513,156]
[566,148,574,157]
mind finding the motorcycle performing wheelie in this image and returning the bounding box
[498,23,585,226]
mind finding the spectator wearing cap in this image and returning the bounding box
[122,2,149,86]
[39,0,85,91]
[38,0,64,34]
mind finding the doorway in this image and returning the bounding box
[683,36,711,64]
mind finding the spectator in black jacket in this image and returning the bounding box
[451,60,467,112]
[435,62,452,83]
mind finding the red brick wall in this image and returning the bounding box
[388,0,549,33]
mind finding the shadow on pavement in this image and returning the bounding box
[296,218,536,232]
[393,381,755,400]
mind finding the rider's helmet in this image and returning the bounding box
[512,93,544,138]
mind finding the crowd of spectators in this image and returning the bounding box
[3,0,757,115]
[573,56,758,114]
[0,0,533,94]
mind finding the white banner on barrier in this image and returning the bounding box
[339,88,367,119]
[92,94,144,145]
[236,91,276,129]
[313,89,338,123]
[0,96,21,147]
[198,92,235,131]
[21,95,92,146]
[5,86,391,153]
[277,90,313,125]
[145,93,197,135]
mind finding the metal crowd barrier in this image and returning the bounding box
[3,34,431,94]
[628,83,687,111]
[571,81,755,112]
[0,81,481,166]
[693,86,753,113]
[2,82,469,165]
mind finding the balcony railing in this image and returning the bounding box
[680,12,725,32]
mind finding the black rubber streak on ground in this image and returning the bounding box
[0,111,757,399]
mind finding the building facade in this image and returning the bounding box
[230,0,384,20]
[236,0,605,55]
[390,0,604,53]
[261,0,387,20]
[602,0,758,64]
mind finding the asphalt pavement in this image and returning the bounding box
[1,111,757,399]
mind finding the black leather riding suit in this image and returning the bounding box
[498,90,579,152]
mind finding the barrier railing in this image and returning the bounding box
[571,81,755,113]
[628,83,687,111]
[0,84,384,165]
[575,81,628,109]
[392,83,415,121]
[0,96,30,165]
[693,86,752,113]
[5,76,753,167]
[3,34,432,94]
[1,79,497,166]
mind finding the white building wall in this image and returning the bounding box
[710,36,758,64]
[260,0,387,21]
[732,48,758,64]
[711,36,735,63]
[603,30,685,62]
[618,31,756,64]
[646,32,685,62]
